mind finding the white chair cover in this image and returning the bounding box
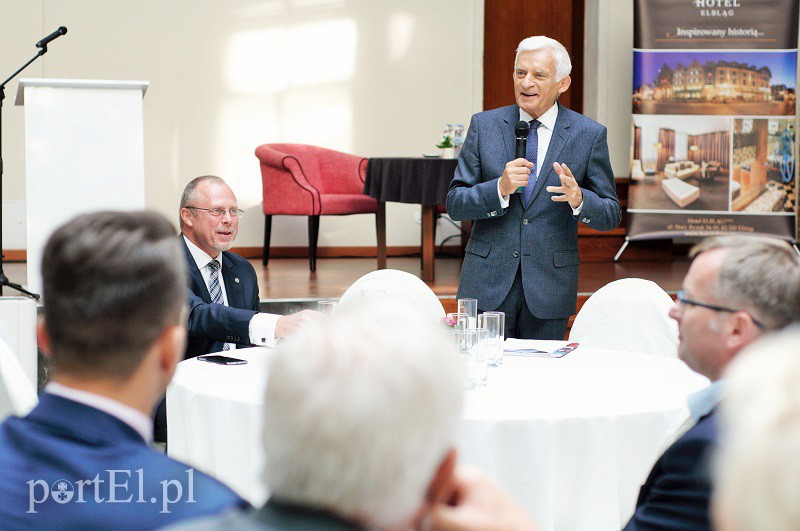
[337,269,445,321]
[569,278,678,358]
[0,337,38,420]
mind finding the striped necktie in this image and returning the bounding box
[207,259,230,351]
[523,119,541,207]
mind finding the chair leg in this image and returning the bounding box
[376,203,386,270]
[263,215,272,267]
[308,215,320,272]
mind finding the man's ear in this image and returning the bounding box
[558,74,572,97]
[179,208,193,227]
[725,311,760,358]
[36,318,51,357]
[158,324,187,378]
[425,447,458,506]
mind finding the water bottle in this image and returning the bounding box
[442,124,453,145]
[453,124,465,157]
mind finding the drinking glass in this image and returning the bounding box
[457,298,478,329]
[317,300,337,314]
[445,312,469,330]
[479,312,504,367]
[454,329,479,389]
[474,327,489,387]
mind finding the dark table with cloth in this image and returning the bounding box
[364,157,463,281]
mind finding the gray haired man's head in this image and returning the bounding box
[261,299,464,528]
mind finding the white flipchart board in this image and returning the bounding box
[15,79,148,295]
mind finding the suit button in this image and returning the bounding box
[582,217,590,223]
[513,251,519,258]
[522,218,529,225]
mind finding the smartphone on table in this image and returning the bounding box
[197,354,247,365]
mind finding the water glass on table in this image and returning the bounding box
[455,329,486,389]
[474,327,489,386]
[445,312,469,330]
[479,311,505,367]
[317,300,337,314]
[457,298,478,329]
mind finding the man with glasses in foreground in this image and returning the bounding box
[154,175,316,443]
[424,235,800,531]
[623,234,800,529]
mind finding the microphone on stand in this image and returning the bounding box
[514,120,529,193]
[36,26,67,49]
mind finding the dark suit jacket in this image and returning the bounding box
[0,393,247,529]
[181,235,260,359]
[623,411,717,530]
[165,498,364,530]
[446,103,621,318]
[155,237,263,443]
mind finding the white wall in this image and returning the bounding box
[1,0,483,249]
[583,0,634,177]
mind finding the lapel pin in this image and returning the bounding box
[235,278,240,283]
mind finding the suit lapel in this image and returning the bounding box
[525,102,573,210]
[180,235,212,302]
[501,105,520,164]
[221,252,246,309]
[636,409,717,506]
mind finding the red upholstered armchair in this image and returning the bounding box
[255,143,383,272]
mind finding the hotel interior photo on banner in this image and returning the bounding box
[2,1,800,530]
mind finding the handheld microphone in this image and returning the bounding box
[36,26,67,49]
[514,120,529,193]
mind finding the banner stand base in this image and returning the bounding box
[613,237,630,262]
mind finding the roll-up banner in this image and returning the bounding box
[628,0,798,243]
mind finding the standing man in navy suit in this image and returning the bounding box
[155,175,317,442]
[0,212,248,529]
[447,36,621,340]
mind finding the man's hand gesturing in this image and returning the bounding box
[546,162,583,208]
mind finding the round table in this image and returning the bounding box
[167,345,708,531]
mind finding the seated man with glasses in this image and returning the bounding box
[154,175,317,443]
[623,234,800,530]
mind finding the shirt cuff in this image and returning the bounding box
[249,312,281,348]
[571,200,584,216]
[498,181,510,209]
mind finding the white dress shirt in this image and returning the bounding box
[183,235,279,348]
[687,379,724,422]
[498,102,583,215]
[46,382,153,443]
[660,379,723,452]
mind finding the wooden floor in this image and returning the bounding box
[256,256,691,300]
[2,256,691,302]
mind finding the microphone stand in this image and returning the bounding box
[0,46,48,300]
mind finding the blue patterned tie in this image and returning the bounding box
[523,119,541,207]
[207,260,230,351]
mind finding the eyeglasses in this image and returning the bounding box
[184,206,245,218]
[676,291,766,330]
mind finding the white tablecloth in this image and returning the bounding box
[167,345,708,531]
